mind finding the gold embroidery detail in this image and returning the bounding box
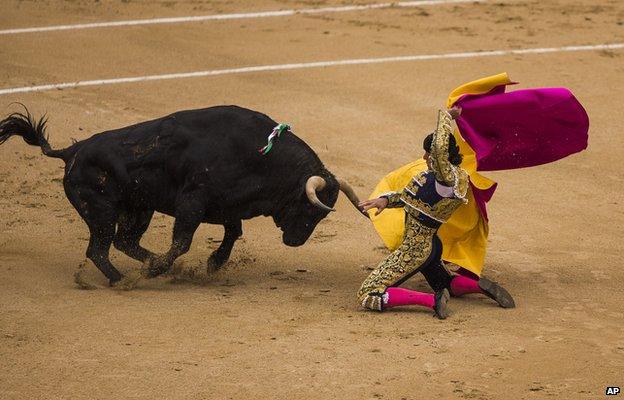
[401,193,464,223]
[428,110,469,202]
[413,171,428,187]
[381,191,403,208]
[454,168,469,200]
[399,171,469,222]
[430,110,455,185]
[358,214,437,310]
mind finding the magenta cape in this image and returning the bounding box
[455,86,589,172]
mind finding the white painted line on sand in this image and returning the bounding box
[1,43,622,96]
[0,0,483,35]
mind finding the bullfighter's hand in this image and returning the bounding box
[447,106,462,120]
[358,197,389,216]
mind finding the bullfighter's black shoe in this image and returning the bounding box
[433,288,450,319]
[478,277,516,308]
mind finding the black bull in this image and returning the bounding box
[0,105,365,285]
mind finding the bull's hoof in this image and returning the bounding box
[144,255,172,278]
[207,252,227,273]
[108,276,122,287]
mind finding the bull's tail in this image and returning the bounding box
[0,105,68,160]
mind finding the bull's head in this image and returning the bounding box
[278,174,364,246]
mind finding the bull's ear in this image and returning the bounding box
[305,176,335,212]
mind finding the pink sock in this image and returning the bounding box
[384,287,434,309]
[450,275,483,296]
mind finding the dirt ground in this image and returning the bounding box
[1,0,623,399]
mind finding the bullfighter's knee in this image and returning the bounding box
[357,286,387,311]
[358,292,387,311]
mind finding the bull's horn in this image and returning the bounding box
[305,176,335,212]
[337,178,369,218]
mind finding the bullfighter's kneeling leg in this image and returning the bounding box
[357,245,412,311]
[357,233,450,318]
[358,286,450,319]
[384,287,450,319]
[207,220,242,271]
[384,287,434,308]
[449,268,515,308]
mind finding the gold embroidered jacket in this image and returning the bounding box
[381,110,469,225]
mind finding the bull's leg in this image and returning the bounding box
[85,213,122,285]
[64,182,122,285]
[207,220,242,271]
[113,209,156,262]
[146,199,204,277]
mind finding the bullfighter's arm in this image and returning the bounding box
[429,109,457,186]
[379,192,404,208]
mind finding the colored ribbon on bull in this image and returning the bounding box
[369,72,589,276]
[259,123,290,155]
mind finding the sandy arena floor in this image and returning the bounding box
[1,0,623,398]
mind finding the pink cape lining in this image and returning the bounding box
[455,86,589,172]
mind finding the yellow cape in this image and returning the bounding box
[368,73,513,276]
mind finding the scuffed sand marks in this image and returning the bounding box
[73,260,99,290]
[167,260,237,285]
[74,259,147,291]
[112,268,145,291]
[167,260,217,285]
[72,258,231,290]
[168,249,255,285]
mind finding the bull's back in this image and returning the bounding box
[66,106,282,211]
[170,105,277,140]
[80,105,275,145]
